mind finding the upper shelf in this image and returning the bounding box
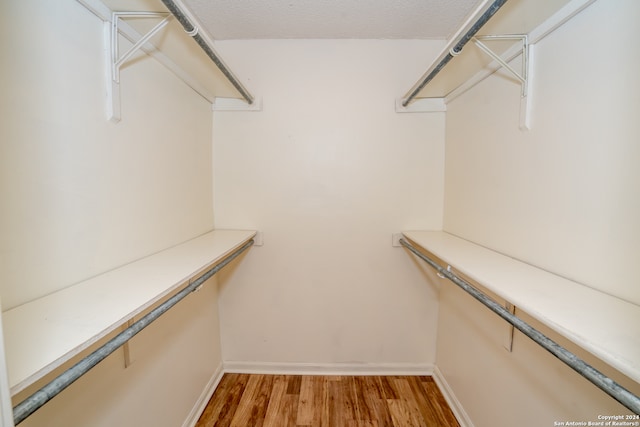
[77,0,254,114]
[401,0,596,104]
[2,229,256,396]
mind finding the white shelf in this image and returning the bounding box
[407,0,596,100]
[2,229,255,396]
[402,230,640,384]
[77,0,252,121]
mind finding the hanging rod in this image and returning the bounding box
[11,239,254,425]
[401,0,508,107]
[399,238,640,415]
[159,0,254,105]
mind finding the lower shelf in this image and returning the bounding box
[402,230,640,385]
[2,229,256,396]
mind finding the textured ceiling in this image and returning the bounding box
[181,0,482,40]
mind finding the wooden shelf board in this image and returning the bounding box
[2,229,255,395]
[402,230,640,384]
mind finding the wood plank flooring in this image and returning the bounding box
[195,374,460,427]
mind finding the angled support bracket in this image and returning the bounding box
[503,301,516,352]
[121,318,134,368]
[473,35,533,130]
[107,12,172,122]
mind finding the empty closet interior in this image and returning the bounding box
[1,0,639,426]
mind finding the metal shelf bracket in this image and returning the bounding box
[473,35,533,130]
[107,12,172,123]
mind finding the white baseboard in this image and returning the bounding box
[181,362,225,427]
[223,361,434,376]
[432,365,474,427]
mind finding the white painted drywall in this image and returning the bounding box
[443,0,640,306]
[212,39,446,370]
[438,0,640,425]
[0,0,214,310]
[0,1,222,426]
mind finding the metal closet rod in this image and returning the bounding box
[12,239,255,425]
[399,238,640,415]
[159,0,254,105]
[402,0,508,107]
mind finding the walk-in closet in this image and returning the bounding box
[1,0,638,426]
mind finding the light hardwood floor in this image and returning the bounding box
[195,374,460,426]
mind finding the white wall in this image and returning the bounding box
[212,39,446,370]
[438,0,640,425]
[0,0,214,310]
[1,1,223,425]
[443,0,640,306]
